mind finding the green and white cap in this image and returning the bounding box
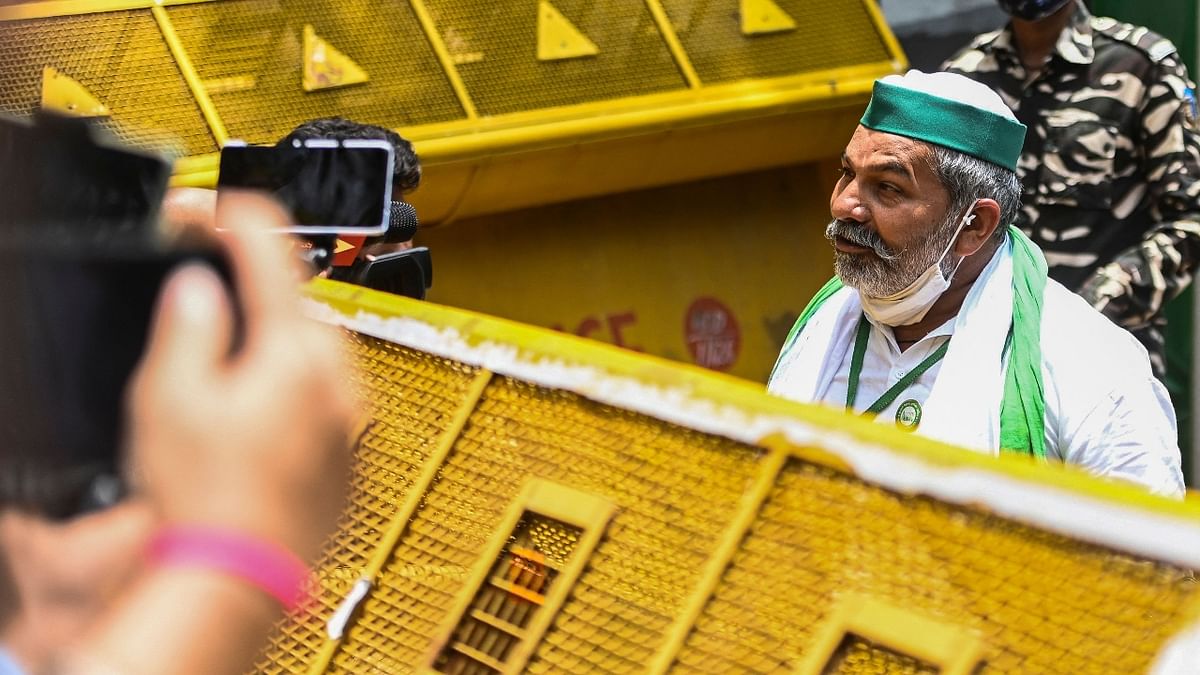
[860,70,1027,172]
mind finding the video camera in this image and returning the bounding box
[218,138,433,300]
[0,111,232,519]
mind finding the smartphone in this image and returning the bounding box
[217,138,394,235]
[0,112,234,519]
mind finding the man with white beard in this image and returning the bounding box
[768,70,1184,497]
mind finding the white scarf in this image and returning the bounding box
[769,240,1016,453]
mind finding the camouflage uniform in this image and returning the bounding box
[943,4,1200,377]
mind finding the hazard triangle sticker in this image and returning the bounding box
[740,0,797,36]
[303,25,370,92]
[40,67,110,117]
[537,0,599,61]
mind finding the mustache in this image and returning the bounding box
[825,220,899,261]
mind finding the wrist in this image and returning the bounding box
[146,526,312,612]
[70,567,281,675]
[148,491,326,564]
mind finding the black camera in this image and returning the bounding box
[0,112,232,519]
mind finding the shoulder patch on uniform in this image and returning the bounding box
[1093,19,1178,63]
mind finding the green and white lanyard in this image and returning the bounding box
[844,314,950,417]
[775,227,1047,455]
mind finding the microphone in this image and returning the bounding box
[384,201,419,243]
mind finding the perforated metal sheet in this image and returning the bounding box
[165,0,465,145]
[254,335,481,675]
[659,0,893,84]
[317,375,761,674]
[252,300,1200,675]
[674,459,1198,674]
[0,10,217,156]
[422,0,688,116]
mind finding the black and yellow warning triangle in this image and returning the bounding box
[537,0,599,61]
[741,0,797,36]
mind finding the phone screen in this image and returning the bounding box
[217,139,394,235]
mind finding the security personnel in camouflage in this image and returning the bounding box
[943,0,1200,377]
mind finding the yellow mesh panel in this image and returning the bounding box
[254,335,480,674]
[165,0,465,145]
[421,0,688,116]
[0,11,217,155]
[251,292,1200,674]
[674,459,1198,674]
[525,514,579,567]
[325,377,761,674]
[826,637,939,675]
[658,0,892,83]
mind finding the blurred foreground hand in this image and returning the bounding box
[128,191,354,562]
[48,192,356,675]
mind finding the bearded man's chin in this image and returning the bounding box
[834,255,907,296]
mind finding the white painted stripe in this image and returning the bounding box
[327,578,372,640]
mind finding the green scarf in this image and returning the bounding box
[773,226,1048,458]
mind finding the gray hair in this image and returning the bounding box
[927,146,1023,242]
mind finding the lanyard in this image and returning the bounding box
[845,315,950,416]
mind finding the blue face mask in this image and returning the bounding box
[996,0,1073,21]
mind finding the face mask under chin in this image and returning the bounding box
[848,207,977,327]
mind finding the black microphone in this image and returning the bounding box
[384,201,419,243]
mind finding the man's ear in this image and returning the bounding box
[954,198,1002,257]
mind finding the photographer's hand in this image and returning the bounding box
[65,193,356,675]
[128,191,354,561]
[160,187,217,234]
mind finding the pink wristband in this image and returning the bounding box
[147,528,311,611]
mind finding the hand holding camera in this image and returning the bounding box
[0,113,358,674]
[128,191,356,564]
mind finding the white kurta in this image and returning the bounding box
[769,242,1184,497]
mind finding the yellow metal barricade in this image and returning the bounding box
[252,280,1200,674]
